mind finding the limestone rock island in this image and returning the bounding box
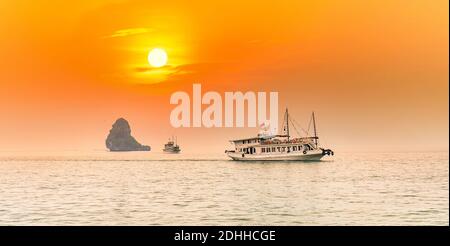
[105,118,151,152]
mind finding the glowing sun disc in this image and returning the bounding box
[148,48,168,68]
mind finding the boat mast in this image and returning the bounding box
[286,108,290,141]
[312,111,318,146]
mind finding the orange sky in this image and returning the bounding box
[0,0,448,153]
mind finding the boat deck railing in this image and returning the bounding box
[260,137,317,145]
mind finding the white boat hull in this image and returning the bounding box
[163,149,181,153]
[226,150,324,161]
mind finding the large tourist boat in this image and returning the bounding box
[225,109,333,161]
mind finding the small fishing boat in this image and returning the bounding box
[163,136,181,153]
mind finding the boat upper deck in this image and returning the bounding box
[230,136,318,146]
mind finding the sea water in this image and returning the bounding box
[0,151,448,225]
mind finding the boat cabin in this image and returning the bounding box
[230,135,318,155]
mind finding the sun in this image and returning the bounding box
[148,48,168,68]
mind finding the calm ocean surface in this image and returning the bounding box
[0,151,448,225]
